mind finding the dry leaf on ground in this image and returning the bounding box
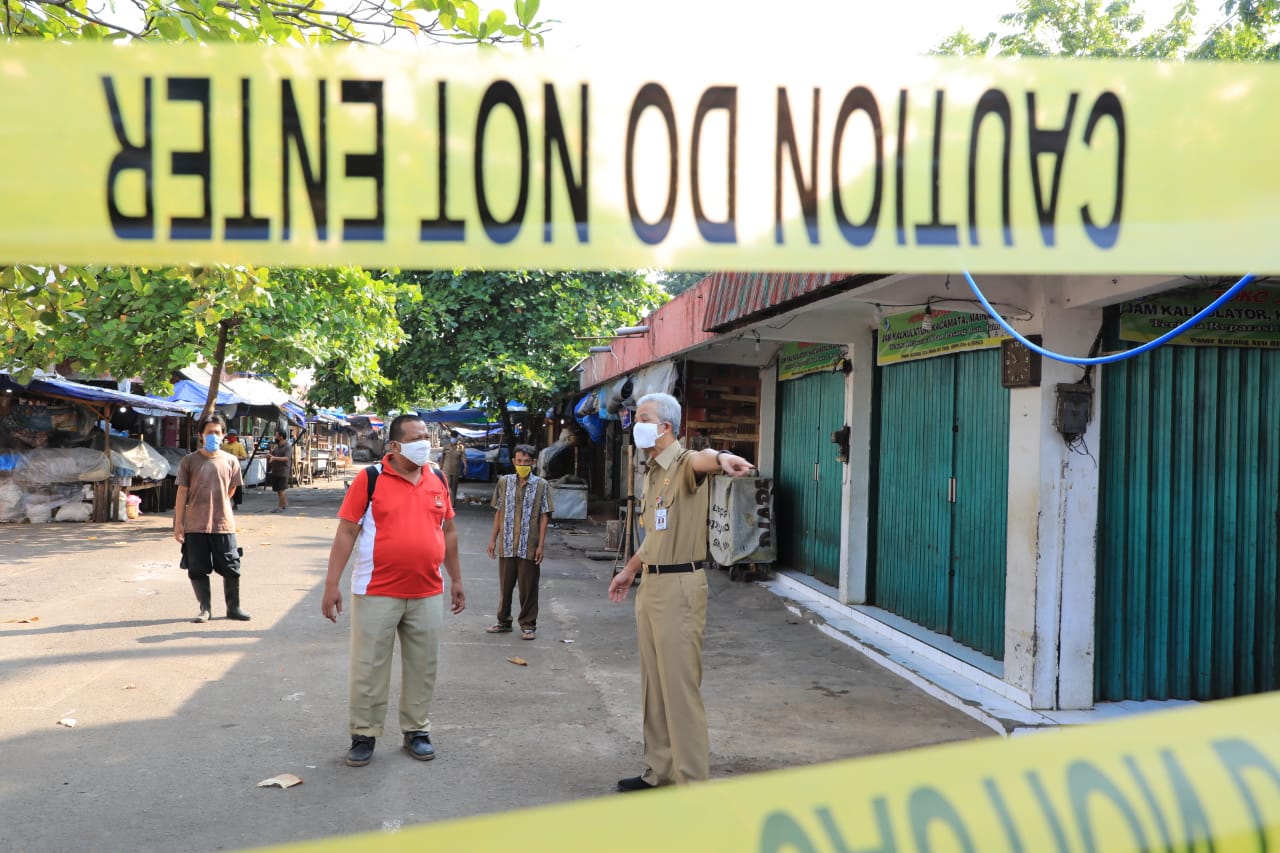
[507,657,528,667]
[257,774,303,789]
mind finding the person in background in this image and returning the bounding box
[174,413,250,623]
[267,429,291,513]
[607,392,753,792]
[439,436,466,504]
[485,444,554,640]
[222,429,247,509]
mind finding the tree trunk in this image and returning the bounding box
[199,321,231,422]
[495,392,516,451]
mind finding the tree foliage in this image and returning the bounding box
[309,270,667,444]
[1,0,550,46]
[934,0,1279,60]
[654,271,709,297]
[1,0,551,412]
[8,265,414,413]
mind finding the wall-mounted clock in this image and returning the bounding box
[1001,336,1042,388]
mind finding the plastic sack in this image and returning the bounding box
[23,482,89,523]
[0,478,24,523]
[243,456,267,486]
[12,448,111,484]
[54,501,93,522]
[88,434,171,480]
[573,396,605,444]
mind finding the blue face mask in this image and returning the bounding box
[204,433,221,453]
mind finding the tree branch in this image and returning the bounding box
[31,0,147,37]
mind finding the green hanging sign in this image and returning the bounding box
[877,309,1009,365]
[778,342,846,381]
[1120,284,1280,349]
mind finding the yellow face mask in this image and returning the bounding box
[515,464,533,478]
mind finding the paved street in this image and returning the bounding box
[0,472,990,852]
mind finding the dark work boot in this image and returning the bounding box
[402,731,435,761]
[346,735,375,767]
[223,574,251,621]
[189,573,212,623]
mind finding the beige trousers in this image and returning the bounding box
[635,569,710,786]
[349,593,443,737]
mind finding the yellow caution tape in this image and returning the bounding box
[2,42,1279,273]
[251,692,1280,852]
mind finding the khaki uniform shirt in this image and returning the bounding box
[441,446,466,477]
[636,441,708,566]
[176,451,242,534]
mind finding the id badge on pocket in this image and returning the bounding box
[655,508,668,530]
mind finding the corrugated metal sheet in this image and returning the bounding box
[874,349,1008,659]
[703,273,858,332]
[951,349,1009,659]
[775,370,845,585]
[875,356,955,634]
[1097,345,1280,701]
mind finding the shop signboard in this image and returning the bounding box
[778,342,845,381]
[876,309,1009,365]
[1120,283,1280,349]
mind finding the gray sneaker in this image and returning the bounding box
[403,731,435,761]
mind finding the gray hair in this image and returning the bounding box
[637,392,681,434]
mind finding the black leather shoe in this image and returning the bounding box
[403,731,435,761]
[345,735,375,767]
[617,776,656,792]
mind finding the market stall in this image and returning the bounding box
[1,371,190,523]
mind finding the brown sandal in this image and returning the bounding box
[520,628,536,640]
[485,624,512,634]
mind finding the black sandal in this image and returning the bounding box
[485,624,512,634]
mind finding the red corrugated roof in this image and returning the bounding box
[702,272,860,331]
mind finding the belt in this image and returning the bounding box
[644,562,704,575]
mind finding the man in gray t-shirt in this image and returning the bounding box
[175,413,248,623]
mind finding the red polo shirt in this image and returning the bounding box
[338,456,454,598]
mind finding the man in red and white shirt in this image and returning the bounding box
[322,414,466,768]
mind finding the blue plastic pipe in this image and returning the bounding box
[963,271,1258,365]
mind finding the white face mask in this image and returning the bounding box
[633,422,660,449]
[397,439,431,467]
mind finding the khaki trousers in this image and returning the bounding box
[635,568,709,786]
[349,593,443,737]
[496,557,540,630]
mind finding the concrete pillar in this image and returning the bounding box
[1003,291,1102,709]
[844,323,876,605]
[758,365,777,478]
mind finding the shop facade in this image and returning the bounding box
[579,272,1278,711]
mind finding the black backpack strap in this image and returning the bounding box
[366,461,445,502]
[365,463,381,505]
[365,462,446,505]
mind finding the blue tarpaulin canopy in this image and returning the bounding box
[417,402,488,423]
[417,401,527,425]
[165,378,247,408]
[173,369,307,428]
[1,371,190,417]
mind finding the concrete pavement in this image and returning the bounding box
[0,471,990,852]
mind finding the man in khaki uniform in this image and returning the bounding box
[439,436,467,503]
[608,392,754,791]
